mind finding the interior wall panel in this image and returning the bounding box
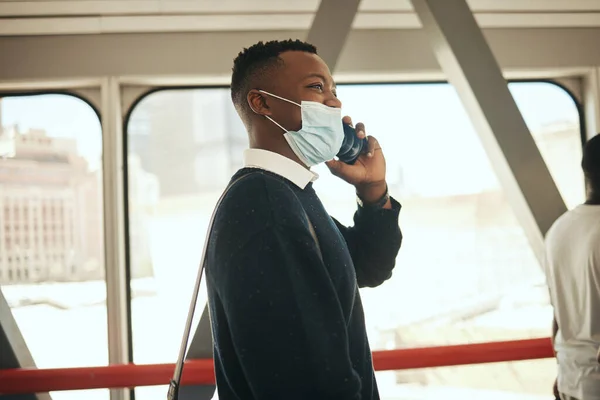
[1,28,600,81]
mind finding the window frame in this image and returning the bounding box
[0,90,107,373]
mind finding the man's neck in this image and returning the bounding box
[249,135,309,171]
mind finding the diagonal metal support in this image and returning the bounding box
[306,0,362,71]
[0,289,51,400]
[409,0,567,264]
[178,305,215,400]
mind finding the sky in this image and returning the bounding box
[1,94,102,165]
[0,81,581,197]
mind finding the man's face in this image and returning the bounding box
[264,51,342,132]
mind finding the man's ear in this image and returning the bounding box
[247,90,271,116]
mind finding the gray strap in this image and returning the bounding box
[168,172,252,399]
[305,214,322,260]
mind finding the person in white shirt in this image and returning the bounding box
[544,133,600,400]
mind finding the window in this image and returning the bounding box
[126,82,582,399]
[315,82,582,398]
[0,94,108,400]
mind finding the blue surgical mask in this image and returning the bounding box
[258,90,344,167]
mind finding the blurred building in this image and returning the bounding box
[128,90,248,197]
[127,154,160,278]
[0,120,158,284]
[533,119,586,207]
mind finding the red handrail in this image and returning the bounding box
[0,337,553,395]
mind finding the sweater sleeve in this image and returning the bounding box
[333,196,403,288]
[210,223,363,400]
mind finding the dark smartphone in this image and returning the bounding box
[337,123,368,164]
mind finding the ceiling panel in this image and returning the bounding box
[0,0,598,18]
[0,0,599,35]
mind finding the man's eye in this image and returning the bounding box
[310,84,324,91]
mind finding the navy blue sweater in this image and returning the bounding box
[205,168,402,400]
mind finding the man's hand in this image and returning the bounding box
[326,116,389,205]
[553,377,560,400]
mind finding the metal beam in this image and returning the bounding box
[101,77,130,400]
[409,0,567,263]
[306,0,361,71]
[178,306,216,400]
[0,289,51,400]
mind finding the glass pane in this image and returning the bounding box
[312,82,579,398]
[509,82,585,209]
[127,82,581,399]
[0,94,107,399]
[128,90,246,399]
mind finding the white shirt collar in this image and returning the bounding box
[243,148,318,189]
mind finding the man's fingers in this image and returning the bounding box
[366,135,379,158]
[342,116,367,139]
[355,122,366,139]
[326,159,350,178]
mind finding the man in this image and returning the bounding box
[544,134,600,400]
[204,39,402,400]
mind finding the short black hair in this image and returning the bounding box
[230,39,317,118]
[583,134,600,181]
